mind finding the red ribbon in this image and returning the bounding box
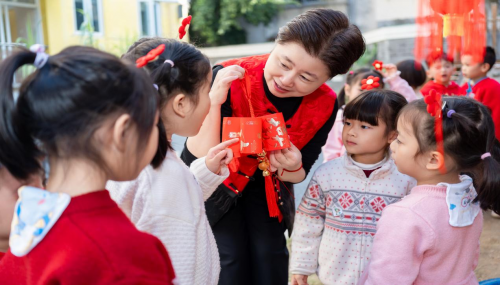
[424,89,447,174]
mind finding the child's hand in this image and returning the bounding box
[209,65,245,106]
[382,63,398,78]
[205,138,238,175]
[269,142,302,172]
[291,274,309,285]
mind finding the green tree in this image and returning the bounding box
[189,0,295,46]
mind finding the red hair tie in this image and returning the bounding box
[136,44,166,68]
[424,89,446,173]
[178,15,192,39]
[361,76,380,90]
[372,60,383,71]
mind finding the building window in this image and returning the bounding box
[74,0,103,33]
[139,1,164,36]
[177,4,182,18]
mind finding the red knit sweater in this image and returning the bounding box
[0,190,176,284]
[421,81,465,97]
[462,77,500,140]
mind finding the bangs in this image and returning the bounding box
[343,92,383,126]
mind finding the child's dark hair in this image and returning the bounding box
[337,68,370,106]
[276,8,365,78]
[399,97,500,214]
[123,37,211,109]
[426,50,454,67]
[344,90,407,136]
[396,60,427,89]
[0,46,162,180]
[484,46,496,71]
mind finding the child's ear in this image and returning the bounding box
[387,130,398,144]
[171,93,192,118]
[112,114,132,153]
[425,150,445,171]
[345,83,351,95]
[480,63,490,74]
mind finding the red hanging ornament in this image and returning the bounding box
[135,44,165,68]
[178,15,192,39]
[415,0,485,65]
[372,60,383,71]
[361,76,380,90]
[423,89,446,174]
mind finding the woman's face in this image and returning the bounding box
[264,42,330,98]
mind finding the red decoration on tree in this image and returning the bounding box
[372,60,383,71]
[415,0,486,65]
[178,15,192,39]
[423,89,446,173]
[361,76,380,90]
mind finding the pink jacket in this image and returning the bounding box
[322,108,345,162]
[385,73,417,102]
[359,180,482,285]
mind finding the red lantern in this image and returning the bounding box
[429,0,478,15]
[415,0,485,65]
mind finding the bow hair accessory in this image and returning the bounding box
[136,44,166,68]
[178,15,192,39]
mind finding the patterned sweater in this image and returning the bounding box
[290,155,416,285]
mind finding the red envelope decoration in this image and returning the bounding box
[222,117,242,158]
[240,118,262,154]
[261,113,290,151]
[222,112,290,155]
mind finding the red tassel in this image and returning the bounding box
[265,175,283,222]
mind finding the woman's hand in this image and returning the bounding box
[205,138,238,175]
[209,65,245,106]
[291,274,309,285]
[269,142,302,172]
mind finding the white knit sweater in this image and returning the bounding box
[106,150,228,285]
[290,155,416,285]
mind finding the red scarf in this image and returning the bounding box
[220,54,336,220]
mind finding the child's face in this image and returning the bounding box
[429,59,454,85]
[461,55,489,81]
[390,116,422,178]
[181,71,212,137]
[345,79,364,102]
[342,118,393,163]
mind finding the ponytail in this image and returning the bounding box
[473,140,500,214]
[1,46,161,180]
[0,48,42,180]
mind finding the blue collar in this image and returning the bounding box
[466,77,487,97]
